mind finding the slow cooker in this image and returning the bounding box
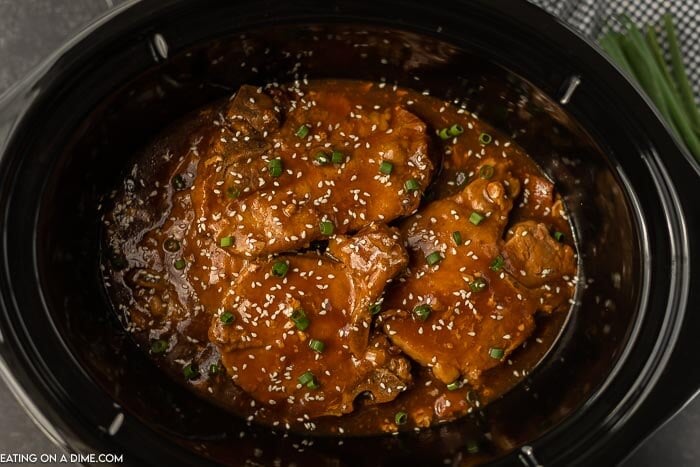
[0,0,697,465]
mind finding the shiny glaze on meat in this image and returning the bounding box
[192,84,432,257]
[209,223,412,419]
[101,80,577,435]
[380,159,575,385]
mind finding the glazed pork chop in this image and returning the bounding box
[192,83,434,257]
[209,223,411,418]
[380,160,576,385]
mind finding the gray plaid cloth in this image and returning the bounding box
[530,0,700,104]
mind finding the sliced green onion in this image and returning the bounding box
[479,165,495,180]
[315,152,331,165]
[268,158,283,177]
[298,370,319,389]
[466,439,480,454]
[219,311,235,325]
[466,390,479,403]
[305,378,320,389]
[295,124,310,138]
[425,251,443,266]
[308,339,325,353]
[469,211,485,225]
[220,236,234,247]
[331,150,345,164]
[291,308,310,331]
[319,220,335,236]
[394,411,408,425]
[489,255,504,272]
[413,304,432,321]
[448,124,464,136]
[452,231,463,246]
[553,231,564,242]
[271,260,289,278]
[478,132,492,145]
[379,160,394,175]
[470,277,487,293]
[173,258,186,270]
[171,174,187,191]
[163,238,180,252]
[438,128,451,140]
[209,363,220,375]
[306,378,320,389]
[488,347,504,359]
[183,363,199,380]
[151,339,168,354]
[226,186,240,199]
[298,370,315,385]
[369,302,382,315]
[446,380,460,391]
[404,179,420,193]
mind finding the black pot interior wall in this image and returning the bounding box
[10,22,641,466]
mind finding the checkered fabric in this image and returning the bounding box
[530,0,700,104]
